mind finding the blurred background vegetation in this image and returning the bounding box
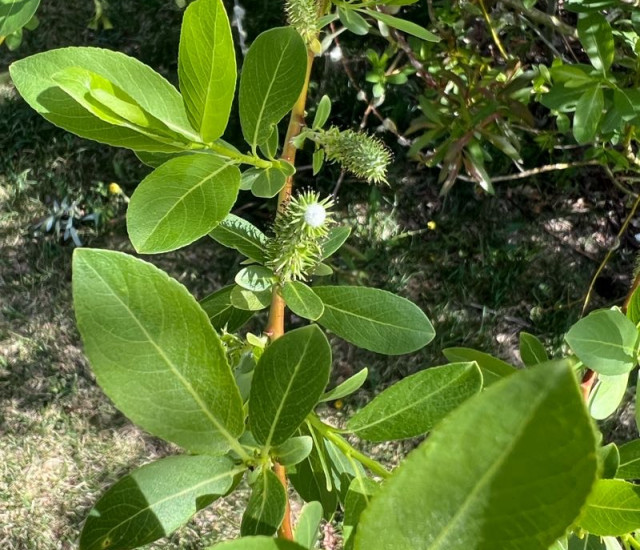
[2,0,640,548]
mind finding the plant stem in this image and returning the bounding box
[205,141,273,169]
[274,462,294,539]
[308,414,392,479]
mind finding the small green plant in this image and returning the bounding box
[11,1,640,549]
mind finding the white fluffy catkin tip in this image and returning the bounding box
[303,203,327,228]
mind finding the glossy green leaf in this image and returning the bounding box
[127,154,240,253]
[565,309,639,375]
[347,362,482,441]
[578,479,640,536]
[294,501,323,549]
[0,0,40,39]
[361,9,439,42]
[241,468,286,536]
[338,7,370,35]
[209,214,269,264]
[250,326,331,446]
[355,362,598,550]
[312,95,332,130]
[10,47,197,151]
[209,537,308,550]
[73,249,244,455]
[577,13,614,72]
[343,477,378,550]
[230,286,272,311]
[249,165,288,198]
[519,332,548,366]
[573,85,603,145]
[598,443,620,479]
[272,436,313,466]
[320,368,368,403]
[588,373,629,420]
[80,455,242,550]
[239,27,307,149]
[617,440,640,479]
[442,347,516,386]
[627,285,640,325]
[282,281,324,321]
[235,266,276,292]
[322,226,351,259]
[313,286,434,355]
[178,0,236,141]
[200,285,254,332]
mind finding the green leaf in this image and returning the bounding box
[565,309,639,375]
[200,285,254,332]
[588,373,629,420]
[239,27,307,150]
[322,226,351,259]
[355,362,598,550]
[627,285,640,325]
[248,163,293,198]
[209,214,269,264]
[80,455,242,550]
[250,326,331,447]
[0,0,40,38]
[208,537,308,550]
[9,47,197,151]
[235,266,276,292]
[178,0,236,141]
[272,436,313,466]
[338,7,370,35]
[617,439,640,479]
[567,534,607,550]
[260,125,280,159]
[578,479,640,536]
[230,286,272,311]
[313,262,333,277]
[313,95,332,130]
[347,362,482,442]
[573,85,604,145]
[73,249,244,455]
[361,9,439,42]
[241,468,286,536]
[519,332,548,366]
[598,443,620,480]
[343,477,378,550]
[442,347,516,386]
[313,286,435,355]
[294,501,323,549]
[320,368,368,403]
[282,281,324,321]
[578,13,614,72]
[127,155,240,254]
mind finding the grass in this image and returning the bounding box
[1,0,639,548]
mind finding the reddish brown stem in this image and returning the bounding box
[274,462,294,540]
[580,369,596,403]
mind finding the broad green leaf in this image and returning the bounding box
[282,281,324,321]
[235,266,276,292]
[230,286,272,311]
[361,9,439,42]
[565,309,639,375]
[9,47,198,151]
[578,13,614,72]
[209,213,269,263]
[355,362,598,550]
[250,165,288,198]
[313,286,434,355]
[259,125,279,159]
[135,148,223,168]
[338,7,370,35]
[573,86,604,145]
[617,439,640,479]
[0,0,40,39]
[312,95,332,130]
[127,155,240,253]
[588,373,629,420]
[322,226,351,259]
[250,326,331,446]
[178,0,236,141]
[241,468,286,536]
[200,285,254,332]
[294,501,323,549]
[343,477,378,550]
[80,455,242,550]
[323,436,366,499]
[209,537,308,550]
[598,443,620,479]
[442,347,516,386]
[73,249,244,455]
[627,285,640,325]
[320,368,368,403]
[519,332,548,366]
[578,479,640,536]
[567,534,606,550]
[314,262,333,277]
[347,362,482,441]
[239,27,307,149]
[272,435,313,466]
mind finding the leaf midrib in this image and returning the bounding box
[323,301,428,336]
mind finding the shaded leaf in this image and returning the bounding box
[241,469,286,537]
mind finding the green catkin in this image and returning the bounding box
[313,127,392,184]
[285,0,321,51]
[267,191,335,282]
